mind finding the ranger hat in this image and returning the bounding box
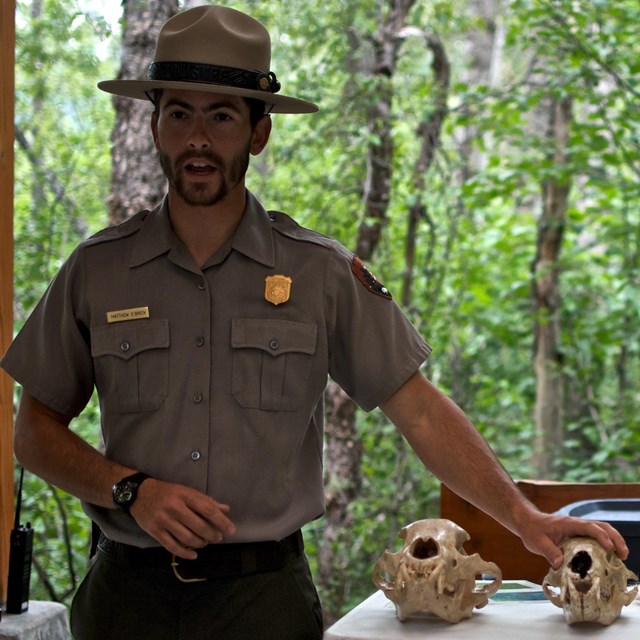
[98,5,318,114]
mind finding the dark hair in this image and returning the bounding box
[150,89,266,129]
[245,98,267,129]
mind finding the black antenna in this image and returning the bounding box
[14,465,25,529]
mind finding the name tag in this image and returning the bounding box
[106,306,150,323]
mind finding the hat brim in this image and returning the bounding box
[98,79,318,114]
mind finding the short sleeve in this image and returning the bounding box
[326,252,431,411]
[0,246,94,416]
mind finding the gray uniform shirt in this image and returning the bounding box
[1,191,431,546]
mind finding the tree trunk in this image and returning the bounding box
[317,0,416,626]
[422,0,501,329]
[459,0,504,174]
[108,0,177,225]
[354,0,414,258]
[402,32,449,307]
[531,96,573,478]
[316,380,362,620]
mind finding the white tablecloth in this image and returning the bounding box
[0,601,70,640]
[324,590,640,639]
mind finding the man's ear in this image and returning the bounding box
[250,115,272,156]
[151,111,159,150]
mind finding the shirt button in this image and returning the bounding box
[195,336,205,346]
[269,339,279,350]
[193,392,203,404]
[198,280,206,290]
[191,450,201,461]
[120,341,131,352]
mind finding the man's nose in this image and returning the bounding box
[188,119,210,148]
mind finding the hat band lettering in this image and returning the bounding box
[147,61,281,94]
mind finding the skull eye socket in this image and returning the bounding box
[411,537,439,559]
[569,550,592,579]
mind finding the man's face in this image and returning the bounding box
[152,89,270,207]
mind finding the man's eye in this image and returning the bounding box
[169,111,188,119]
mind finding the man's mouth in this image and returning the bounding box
[185,161,216,176]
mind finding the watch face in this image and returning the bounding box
[116,485,133,504]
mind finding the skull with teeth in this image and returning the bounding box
[542,537,638,626]
[372,519,502,623]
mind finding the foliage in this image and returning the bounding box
[10,0,640,618]
[13,0,115,604]
[14,0,116,317]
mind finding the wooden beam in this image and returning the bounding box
[0,0,16,606]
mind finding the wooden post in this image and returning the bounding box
[1,0,16,605]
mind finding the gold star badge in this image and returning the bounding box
[265,275,292,306]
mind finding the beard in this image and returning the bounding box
[158,143,251,207]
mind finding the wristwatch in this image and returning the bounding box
[112,472,151,513]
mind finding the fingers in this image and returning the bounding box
[150,511,232,559]
[130,479,237,557]
[583,520,629,559]
[172,496,235,554]
[530,533,564,569]
[184,493,236,540]
[554,516,628,558]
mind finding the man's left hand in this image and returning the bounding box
[517,512,629,569]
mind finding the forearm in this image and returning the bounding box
[14,391,135,508]
[381,373,536,534]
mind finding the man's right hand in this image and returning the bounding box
[130,478,236,558]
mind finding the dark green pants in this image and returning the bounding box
[70,547,323,639]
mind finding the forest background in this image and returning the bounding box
[10,0,640,625]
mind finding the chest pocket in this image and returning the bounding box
[91,319,170,413]
[231,319,317,411]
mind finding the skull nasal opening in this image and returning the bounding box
[569,550,592,579]
[411,537,439,559]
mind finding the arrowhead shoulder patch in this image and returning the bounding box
[351,256,392,300]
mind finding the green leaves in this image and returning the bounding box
[14,0,116,323]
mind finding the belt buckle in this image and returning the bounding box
[171,554,207,583]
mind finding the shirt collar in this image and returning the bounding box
[230,191,275,269]
[129,197,173,268]
[129,191,275,270]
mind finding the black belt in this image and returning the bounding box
[97,530,303,582]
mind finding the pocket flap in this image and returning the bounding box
[231,319,317,356]
[91,319,170,361]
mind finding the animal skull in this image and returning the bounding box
[542,536,638,626]
[372,519,502,623]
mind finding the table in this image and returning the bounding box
[324,589,640,639]
[0,601,70,640]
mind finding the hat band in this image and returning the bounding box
[147,61,281,94]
